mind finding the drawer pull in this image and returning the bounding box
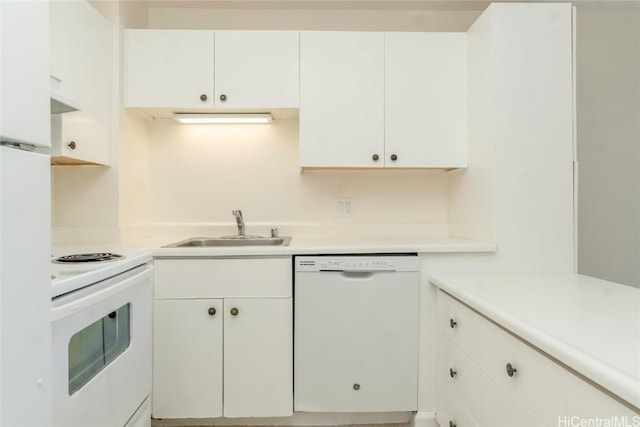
[449,368,457,378]
[449,421,457,427]
[506,362,517,377]
[449,318,457,328]
[230,307,239,316]
[353,383,360,391]
[208,307,216,316]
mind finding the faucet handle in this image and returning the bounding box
[271,227,279,238]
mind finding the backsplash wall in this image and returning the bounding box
[147,118,450,233]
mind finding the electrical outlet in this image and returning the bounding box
[336,198,353,217]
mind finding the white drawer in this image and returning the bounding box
[437,290,484,363]
[480,372,539,427]
[437,333,483,420]
[479,316,567,426]
[437,383,479,427]
[154,257,292,298]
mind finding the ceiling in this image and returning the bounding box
[138,0,633,12]
[140,0,496,10]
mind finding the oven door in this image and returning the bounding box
[52,264,153,427]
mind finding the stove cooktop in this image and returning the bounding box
[52,252,125,264]
[51,250,152,299]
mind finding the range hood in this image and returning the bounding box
[50,76,81,114]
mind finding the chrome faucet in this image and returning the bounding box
[232,210,245,236]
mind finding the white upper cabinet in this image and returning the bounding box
[299,32,385,168]
[125,30,215,108]
[49,0,113,165]
[385,33,468,168]
[125,30,299,109]
[214,31,299,108]
[299,31,467,169]
[0,0,50,147]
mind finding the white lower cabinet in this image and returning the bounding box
[436,290,640,427]
[152,257,293,419]
[153,299,223,418]
[223,298,293,418]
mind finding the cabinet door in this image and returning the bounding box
[300,31,385,168]
[223,298,292,417]
[565,372,639,420]
[50,0,113,165]
[125,30,214,108]
[152,299,223,419]
[215,31,299,108]
[385,33,467,168]
[0,0,49,147]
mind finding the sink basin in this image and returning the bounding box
[163,236,292,248]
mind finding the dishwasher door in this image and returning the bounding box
[294,255,419,412]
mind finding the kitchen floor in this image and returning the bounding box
[152,423,410,427]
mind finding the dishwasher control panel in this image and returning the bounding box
[295,255,419,272]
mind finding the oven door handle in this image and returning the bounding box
[52,265,153,321]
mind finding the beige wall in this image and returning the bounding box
[576,3,640,287]
[147,118,449,232]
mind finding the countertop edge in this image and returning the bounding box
[429,275,640,410]
[150,241,498,257]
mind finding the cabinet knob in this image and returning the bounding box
[108,311,116,319]
[372,154,379,161]
[449,318,457,328]
[208,307,216,316]
[200,94,208,101]
[390,154,398,161]
[219,94,227,101]
[353,383,360,391]
[230,307,239,316]
[449,421,457,427]
[449,368,457,378]
[67,141,77,150]
[506,363,517,377]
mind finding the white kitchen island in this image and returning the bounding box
[430,273,640,426]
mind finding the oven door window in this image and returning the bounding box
[68,303,131,395]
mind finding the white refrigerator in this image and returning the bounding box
[0,0,53,425]
[0,147,51,426]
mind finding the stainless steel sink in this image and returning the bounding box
[163,236,292,248]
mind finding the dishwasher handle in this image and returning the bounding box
[319,270,395,279]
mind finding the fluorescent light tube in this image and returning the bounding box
[172,113,273,124]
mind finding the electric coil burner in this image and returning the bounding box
[51,250,151,299]
[52,252,125,264]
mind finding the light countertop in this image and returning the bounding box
[150,235,497,257]
[429,273,640,409]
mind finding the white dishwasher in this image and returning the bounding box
[294,255,419,412]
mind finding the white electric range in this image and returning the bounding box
[51,250,154,427]
[51,250,152,298]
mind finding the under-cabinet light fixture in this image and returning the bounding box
[172,113,273,124]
